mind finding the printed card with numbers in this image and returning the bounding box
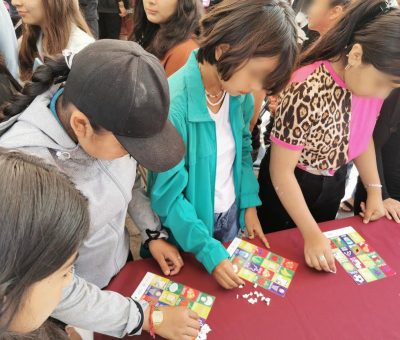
[324,226,396,285]
[227,238,298,297]
[132,272,215,326]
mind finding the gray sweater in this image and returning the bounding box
[0,88,167,336]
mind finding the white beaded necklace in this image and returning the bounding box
[206,91,227,107]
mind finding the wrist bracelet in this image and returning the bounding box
[365,184,382,189]
[149,303,156,339]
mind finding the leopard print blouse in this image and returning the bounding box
[271,61,383,176]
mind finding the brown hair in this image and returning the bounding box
[301,0,400,84]
[131,0,203,60]
[197,0,299,95]
[19,0,92,81]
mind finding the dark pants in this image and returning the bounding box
[99,12,121,39]
[257,150,347,233]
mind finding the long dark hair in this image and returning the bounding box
[0,56,70,122]
[0,56,22,110]
[197,0,299,95]
[0,149,90,334]
[301,0,400,83]
[131,0,203,59]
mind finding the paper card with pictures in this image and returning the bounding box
[227,238,298,297]
[132,272,215,326]
[324,226,396,285]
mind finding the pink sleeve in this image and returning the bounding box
[270,135,304,151]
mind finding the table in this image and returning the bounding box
[94,216,400,340]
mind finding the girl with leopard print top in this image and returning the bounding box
[257,0,400,275]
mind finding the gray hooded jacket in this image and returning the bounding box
[0,88,167,336]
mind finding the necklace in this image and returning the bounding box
[205,88,223,98]
[206,91,227,107]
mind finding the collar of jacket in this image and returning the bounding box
[183,50,246,124]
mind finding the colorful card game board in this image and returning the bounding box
[324,226,396,285]
[227,238,298,297]
[132,272,215,325]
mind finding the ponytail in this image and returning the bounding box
[1,56,70,122]
[301,0,400,81]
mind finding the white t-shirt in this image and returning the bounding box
[209,94,236,213]
[36,25,95,60]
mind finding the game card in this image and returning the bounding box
[132,272,215,325]
[324,226,396,285]
[227,238,298,297]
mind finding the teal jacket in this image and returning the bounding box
[149,51,261,273]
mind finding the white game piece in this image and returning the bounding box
[249,292,253,296]
[236,294,239,300]
[243,294,249,299]
[254,283,258,288]
[239,285,244,289]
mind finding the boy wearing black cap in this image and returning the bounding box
[0,40,199,338]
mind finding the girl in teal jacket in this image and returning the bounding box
[149,0,298,289]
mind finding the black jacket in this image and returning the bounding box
[98,0,129,13]
[79,0,99,20]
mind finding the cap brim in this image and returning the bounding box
[115,120,185,172]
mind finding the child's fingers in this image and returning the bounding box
[363,209,372,224]
[385,209,393,220]
[305,254,312,268]
[155,255,171,276]
[311,256,322,271]
[324,249,336,273]
[317,255,330,272]
[255,228,270,248]
[247,226,254,239]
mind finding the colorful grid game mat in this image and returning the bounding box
[324,226,396,285]
[227,238,298,297]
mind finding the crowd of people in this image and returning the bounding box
[0,0,399,339]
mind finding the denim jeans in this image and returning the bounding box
[213,201,241,243]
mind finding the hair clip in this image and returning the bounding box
[62,49,75,70]
[380,0,392,14]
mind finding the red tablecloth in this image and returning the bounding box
[94,216,400,340]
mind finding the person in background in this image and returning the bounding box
[98,0,129,39]
[149,0,298,290]
[0,149,200,340]
[12,0,94,81]
[79,0,99,38]
[131,0,203,77]
[257,0,400,274]
[307,0,351,36]
[0,40,186,322]
[355,89,400,222]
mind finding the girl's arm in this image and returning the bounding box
[241,94,269,247]
[354,138,385,223]
[270,143,336,273]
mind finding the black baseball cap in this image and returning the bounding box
[63,39,185,172]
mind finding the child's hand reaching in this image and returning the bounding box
[245,207,270,248]
[149,239,184,276]
[212,259,244,289]
[304,230,336,273]
[143,306,200,340]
